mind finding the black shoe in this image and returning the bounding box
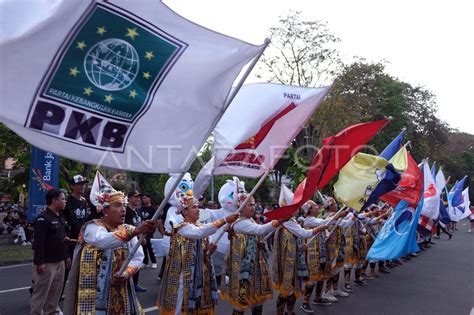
[312,298,332,306]
[448,234,453,240]
[300,303,314,313]
[354,279,367,286]
[429,241,436,245]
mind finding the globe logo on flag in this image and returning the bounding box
[84,38,139,91]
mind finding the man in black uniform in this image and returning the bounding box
[125,190,146,292]
[140,192,157,268]
[30,188,70,315]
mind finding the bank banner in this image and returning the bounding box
[27,146,60,222]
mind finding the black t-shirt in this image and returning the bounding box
[140,205,156,221]
[125,206,142,227]
[64,195,89,239]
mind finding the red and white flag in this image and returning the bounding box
[381,152,423,207]
[193,83,331,198]
[264,118,390,220]
[420,162,440,219]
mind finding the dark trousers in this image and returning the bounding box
[143,236,156,265]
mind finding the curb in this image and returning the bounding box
[0,259,33,267]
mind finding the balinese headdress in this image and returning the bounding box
[301,200,317,214]
[93,188,127,211]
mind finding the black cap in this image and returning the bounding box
[142,192,152,198]
[127,190,142,198]
[70,175,89,185]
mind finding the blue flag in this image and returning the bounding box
[27,146,60,222]
[362,163,401,209]
[367,197,423,260]
[439,186,451,225]
[379,130,405,160]
[430,162,437,182]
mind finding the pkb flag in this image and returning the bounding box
[0,0,265,173]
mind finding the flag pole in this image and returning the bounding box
[306,205,347,247]
[118,39,272,275]
[117,171,186,275]
[211,168,272,245]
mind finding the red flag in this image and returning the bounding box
[381,152,423,207]
[264,118,389,220]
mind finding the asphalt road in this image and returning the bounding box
[1,220,473,315]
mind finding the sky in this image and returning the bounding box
[163,0,474,135]
[1,0,472,134]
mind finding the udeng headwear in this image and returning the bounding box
[94,190,127,211]
[301,200,317,214]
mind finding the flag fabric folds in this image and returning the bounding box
[0,0,265,173]
[419,162,440,220]
[193,83,331,198]
[264,118,390,220]
[278,184,294,207]
[333,153,390,211]
[367,198,423,260]
[436,168,451,227]
[379,129,405,160]
[381,151,423,207]
[447,177,469,221]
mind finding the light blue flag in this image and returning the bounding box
[367,196,423,260]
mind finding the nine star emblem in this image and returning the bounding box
[27,3,187,151]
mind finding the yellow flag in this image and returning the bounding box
[389,146,408,172]
[333,153,389,211]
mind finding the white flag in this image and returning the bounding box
[420,162,440,219]
[0,0,265,173]
[193,83,331,197]
[462,188,471,219]
[279,184,294,207]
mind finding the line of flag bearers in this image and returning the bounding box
[61,172,423,315]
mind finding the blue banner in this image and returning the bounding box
[367,197,423,260]
[27,147,60,222]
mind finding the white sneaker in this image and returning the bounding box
[322,292,338,302]
[333,289,349,297]
[13,238,18,244]
[22,241,28,246]
[468,228,472,233]
[151,263,157,269]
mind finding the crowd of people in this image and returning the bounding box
[24,173,473,315]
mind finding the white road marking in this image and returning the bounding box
[0,286,30,294]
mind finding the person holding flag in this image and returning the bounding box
[272,205,328,315]
[220,195,280,315]
[322,198,353,302]
[63,188,156,315]
[301,200,340,312]
[157,191,239,315]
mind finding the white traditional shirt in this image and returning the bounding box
[84,223,144,269]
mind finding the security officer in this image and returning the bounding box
[30,188,70,315]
